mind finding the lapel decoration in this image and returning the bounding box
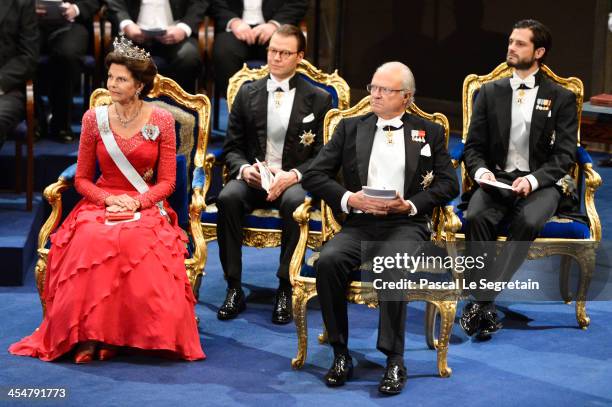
[420,170,434,189]
[411,129,426,143]
[299,129,315,146]
[550,131,556,146]
[536,98,552,111]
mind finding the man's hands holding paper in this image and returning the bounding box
[241,164,263,189]
[267,168,298,201]
[241,161,298,201]
[348,191,413,216]
[476,171,532,197]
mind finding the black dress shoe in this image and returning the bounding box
[324,354,353,387]
[378,363,407,395]
[217,288,246,320]
[476,306,503,340]
[459,301,482,337]
[271,287,292,324]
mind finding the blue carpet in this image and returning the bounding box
[1,240,612,406]
[2,134,612,405]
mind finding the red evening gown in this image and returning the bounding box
[9,106,205,361]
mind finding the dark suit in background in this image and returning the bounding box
[302,112,458,359]
[106,0,208,93]
[208,0,307,95]
[218,74,332,291]
[463,70,577,298]
[39,0,101,141]
[0,0,39,149]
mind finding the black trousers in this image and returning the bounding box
[216,179,306,288]
[464,171,561,300]
[315,214,430,357]
[41,23,89,135]
[0,89,25,148]
[148,37,202,94]
[212,31,267,96]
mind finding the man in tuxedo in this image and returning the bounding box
[0,0,39,149]
[302,62,458,395]
[209,0,307,96]
[216,24,332,324]
[460,19,578,339]
[106,0,207,93]
[37,0,102,142]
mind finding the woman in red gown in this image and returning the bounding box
[9,37,205,363]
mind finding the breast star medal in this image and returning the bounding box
[142,168,154,182]
[420,170,434,189]
[300,129,315,146]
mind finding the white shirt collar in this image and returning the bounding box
[376,114,404,129]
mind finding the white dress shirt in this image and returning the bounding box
[475,69,540,191]
[226,0,281,31]
[238,74,301,181]
[120,0,192,38]
[242,0,265,25]
[340,114,417,215]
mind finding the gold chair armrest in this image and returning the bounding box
[289,197,313,285]
[434,205,462,242]
[187,185,207,285]
[38,178,73,251]
[203,153,216,199]
[583,163,602,241]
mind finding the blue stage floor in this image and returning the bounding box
[1,134,612,405]
[1,240,612,406]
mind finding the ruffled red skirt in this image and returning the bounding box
[9,200,205,361]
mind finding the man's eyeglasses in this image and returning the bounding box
[366,84,406,96]
[267,47,299,59]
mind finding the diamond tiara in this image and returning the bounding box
[112,34,151,61]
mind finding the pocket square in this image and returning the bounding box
[302,113,315,123]
[420,144,431,157]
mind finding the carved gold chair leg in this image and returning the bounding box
[434,300,456,378]
[559,255,573,304]
[424,301,439,350]
[574,245,596,329]
[292,283,315,369]
[35,252,48,317]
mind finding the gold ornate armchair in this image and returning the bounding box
[36,75,211,313]
[197,59,350,273]
[288,96,461,378]
[441,62,602,328]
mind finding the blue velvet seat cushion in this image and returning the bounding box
[454,208,590,239]
[201,204,322,232]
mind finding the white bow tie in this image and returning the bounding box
[376,117,404,129]
[510,76,536,91]
[267,79,290,93]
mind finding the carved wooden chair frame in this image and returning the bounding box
[36,74,211,314]
[288,95,461,378]
[439,62,602,330]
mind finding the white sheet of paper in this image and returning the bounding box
[477,178,514,190]
[256,159,275,192]
[362,186,397,199]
